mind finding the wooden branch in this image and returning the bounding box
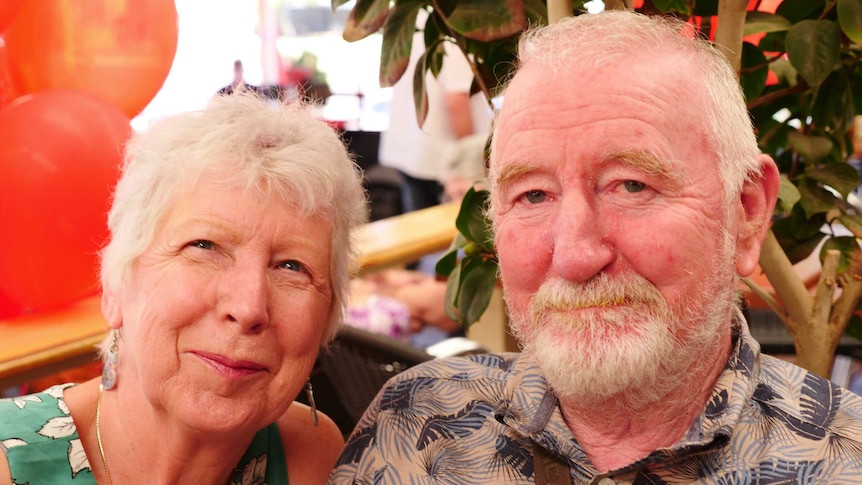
[830,253,862,336]
[758,231,813,332]
[603,0,629,11]
[741,276,787,324]
[832,275,862,333]
[547,0,571,23]
[795,249,840,377]
[811,250,839,331]
[714,0,749,72]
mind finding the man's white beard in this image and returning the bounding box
[508,254,736,407]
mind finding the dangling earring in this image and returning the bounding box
[305,379,318,426]
[100,330,119,391]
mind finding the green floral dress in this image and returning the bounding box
[0,384,288,484]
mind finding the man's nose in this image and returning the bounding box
[551,196,615,283]
[219,265,270,333]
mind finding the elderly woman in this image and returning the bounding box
[0,93,367,484]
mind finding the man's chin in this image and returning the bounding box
[523,322,674,402]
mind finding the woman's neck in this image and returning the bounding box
[66,378,255,485]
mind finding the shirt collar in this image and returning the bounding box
[494,309,762,472]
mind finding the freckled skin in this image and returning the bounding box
[492,56,735,342]
[102,176,333,435]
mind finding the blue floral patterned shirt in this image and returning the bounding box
[329,316,862,484]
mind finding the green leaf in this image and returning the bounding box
[769,57,798,86]
[810,71,856,137]
[805,163,860,198]
[426,38,446,79]
[435,248,461,277]
[772,216,826,263]
[332,0,352,12]
[838,214,862,240]
[776,0,826,24]
[787,130,834,164]
[412,51,430,126]
[651,0,691,15]
[456,256,499,327]
[819,236,859,273]
[789,206,827,240]
[838,0,862,45]
[759,30,787,52]
[692,0,718,17]
[443,260,462,321]
[455,188,494,251]
[740,42,768,101]
[744,12,792,37]
[343,0,391,42]
[379,3,422,86]
[776,176,802,214]
[853,69,862,115]
[797,178,844,217]
[445,0,527,41]
[845,313,862,342]
[785,19,841,88]
[424,14,444,76]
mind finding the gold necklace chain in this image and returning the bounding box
[96,385,114,485]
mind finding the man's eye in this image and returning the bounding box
[523,190,547,204]
[280,260,305,273]
[622,181,647,193]
[188,240,214,250]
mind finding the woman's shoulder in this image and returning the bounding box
[0,384,76,438]
[0,384,90,485]
[277,401,344,484]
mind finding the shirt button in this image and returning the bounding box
[597,479,616,485]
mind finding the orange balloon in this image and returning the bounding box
[3,0,177,118]
[0,90,130,312]
[0,0,26,32]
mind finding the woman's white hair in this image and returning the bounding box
[100,93,368,343]
[489,10,763,214]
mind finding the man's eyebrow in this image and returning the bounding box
[610,150,686,190]
[493,161,542,194]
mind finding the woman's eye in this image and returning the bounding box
[280,260,305,273]
[523,190,547,204]
[188,240,214,250]
[622,180,647,193]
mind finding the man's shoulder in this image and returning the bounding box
[389,352,526,384]
[755,354,862,441]
[369,352,531,416]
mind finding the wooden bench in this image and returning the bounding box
[0,202,460,389]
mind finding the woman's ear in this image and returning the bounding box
[101,289,123,330]
[735,154,780,277]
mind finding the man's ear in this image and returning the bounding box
[735,154,780,277]
[101,289,123,330]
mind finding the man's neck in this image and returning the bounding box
[557,328,733,472]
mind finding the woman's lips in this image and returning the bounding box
[193,351,267,377]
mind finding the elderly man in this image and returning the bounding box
[328,10,862,484]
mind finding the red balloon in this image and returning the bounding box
[0,288,25,320]
[0,41,19,108]
[0,90,130,312]
[3,0,178,118]
[0,0,26,33]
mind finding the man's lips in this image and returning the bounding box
[193,351,267,377]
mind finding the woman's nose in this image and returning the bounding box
[219,265,270,333]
